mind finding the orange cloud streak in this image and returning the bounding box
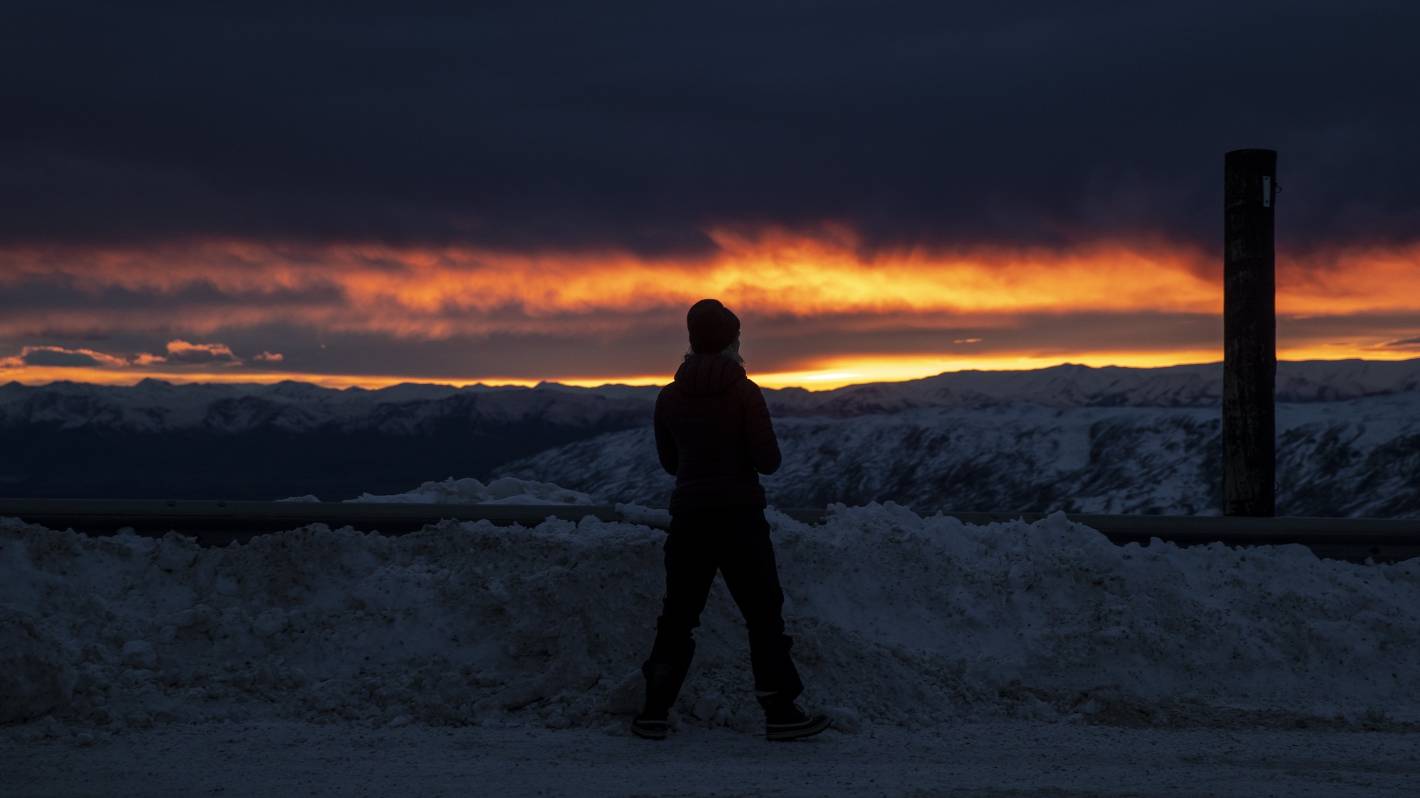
[2,228,1418,387]
[6,231,1419,331]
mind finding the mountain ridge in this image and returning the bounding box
[3,358,1418,508]
[4,357,1419,433]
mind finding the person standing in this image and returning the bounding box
[632,298,830,742]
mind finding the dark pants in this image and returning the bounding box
[643,507,804,702]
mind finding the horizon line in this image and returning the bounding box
[4,353,1418,394]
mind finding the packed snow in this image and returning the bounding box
[9,719,1420,797]
[3,492,1417,744]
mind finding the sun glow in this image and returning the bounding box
[8,343,1419,393]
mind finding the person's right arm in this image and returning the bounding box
[741,379,781,475]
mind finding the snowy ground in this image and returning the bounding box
[5,719,1419,797]
[4,477,1419,795]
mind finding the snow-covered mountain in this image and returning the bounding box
[4,359,1418,433]
[500,359,1420,518]
[500,395,1420,517]
[767,358,1420,416]
[0,377,657,433]
[0,379,654,499]
[3,358,1419,511]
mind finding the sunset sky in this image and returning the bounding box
[3,2,1419,389]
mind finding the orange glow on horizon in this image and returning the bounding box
[0,365,664,390]
[2,227,1418,389]
[752,346,1420,389]
[6,346,1419,393]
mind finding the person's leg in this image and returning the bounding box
[716,509,804,704]
[636,516,717,735]
[718,510,829,739]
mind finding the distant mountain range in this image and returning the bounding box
[3,359,1419,516]
[0,378,651,499]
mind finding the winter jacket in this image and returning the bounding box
[654,353,782,514]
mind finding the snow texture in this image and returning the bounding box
[0,606,75,724]
[3,496,1417,738]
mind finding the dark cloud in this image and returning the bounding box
[0,274,343,315]
[4,2,1420,253]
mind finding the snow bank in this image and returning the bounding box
[0,606,75,724]
[2,504,1417,736]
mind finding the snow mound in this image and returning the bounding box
[0,606,75,724]
[1,505,1417,735]
[345,477,596,505]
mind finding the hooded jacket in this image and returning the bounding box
[654,352,782,514]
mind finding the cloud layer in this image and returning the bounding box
[2,3,1419,387]
[4,2,1420,253]
[1,233,1416,388]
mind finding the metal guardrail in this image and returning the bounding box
[2,498,1419,562]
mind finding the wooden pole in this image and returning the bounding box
[1223,149,1277,516]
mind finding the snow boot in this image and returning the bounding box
[760,695,831,741]
[632,652,692,740]
[631,713,670,740]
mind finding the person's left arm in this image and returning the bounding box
[654,389,678,475]
[741,379,781,475]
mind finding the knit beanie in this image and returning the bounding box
[686,299,741,354]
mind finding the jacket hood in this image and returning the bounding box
[674,353,746,396]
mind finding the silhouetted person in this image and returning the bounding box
[632,299,830,742]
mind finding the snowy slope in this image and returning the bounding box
[501,391,1420,518]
